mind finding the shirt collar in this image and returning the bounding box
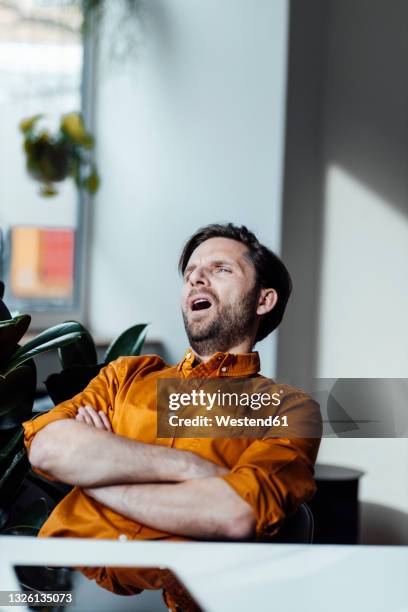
[176,347,260,377]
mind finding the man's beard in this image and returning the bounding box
[182,284,259,355]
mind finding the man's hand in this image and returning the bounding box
[75,406,112,432]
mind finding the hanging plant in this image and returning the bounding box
[19,112,100,197]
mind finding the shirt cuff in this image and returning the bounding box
[220,468,285,537]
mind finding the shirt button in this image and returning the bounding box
[118,533,128,542]
[186,352,191,359]
[221,366,227,372]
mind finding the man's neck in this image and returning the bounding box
[192,339,254,363]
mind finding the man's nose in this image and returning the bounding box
[189,266,210,286]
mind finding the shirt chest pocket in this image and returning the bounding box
[113,403,158,443]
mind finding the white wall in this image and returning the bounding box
[280,0,408,543]
[89,0,289,375]
[317,0,408,543]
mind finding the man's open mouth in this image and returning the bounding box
[190,296,213,311]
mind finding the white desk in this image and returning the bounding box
[1,537,407,612]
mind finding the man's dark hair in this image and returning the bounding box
[179,223,292,343]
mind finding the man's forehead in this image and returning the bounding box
[187,237,250,264]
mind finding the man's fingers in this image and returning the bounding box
[98,410,112,432]
[83,405,105,429]
[77,406,97,427]
[76,406,112,431]
[78,407,94,426]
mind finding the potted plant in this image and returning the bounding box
[0,281,148,536]
[20,112,99,197]
[0,280,91,531]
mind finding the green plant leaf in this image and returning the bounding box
[0,428,25,523]
[84,168,100,194]
[4,331,85,375]
[0,363,36,429]
[0,315,30,329]
[0,448,30,527]
[0,397,33,429]
[0,315,31,364]
[0,297,11,321]
[2,497,50,535]
[19,114,43,134]
[0,448,27,488]
[58,322,97,368]
[0,428,24,467]
[8,321,86,355]
[60,112,93,147]
[45,364,103,406]
[104,323,148,364]
[0,508,10,530]
[3,322,88,375]
[40,184,58,197]
[2,525,39,536]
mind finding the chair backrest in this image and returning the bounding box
[267,502,314,544]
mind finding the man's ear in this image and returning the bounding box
[256,288,278,316]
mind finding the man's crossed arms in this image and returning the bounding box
[28,406,256,540]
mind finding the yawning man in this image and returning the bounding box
[23,223,321,610]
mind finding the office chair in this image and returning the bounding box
[263,502,315,544]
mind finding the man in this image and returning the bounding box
[23,223,321,610]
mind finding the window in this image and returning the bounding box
[0,0,92,327]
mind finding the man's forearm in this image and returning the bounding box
[84,478,256,540]
[28,419,225,487]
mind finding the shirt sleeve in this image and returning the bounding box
[220,390,322,539]
[22,358,124,480]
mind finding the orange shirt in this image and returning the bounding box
[22,349,321,598]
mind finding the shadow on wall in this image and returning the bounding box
[320,0,408,219]
[360,502,408,546]
[278,0,408,383]
[311,378,408,438]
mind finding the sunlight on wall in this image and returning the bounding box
[317,165,408,532]
[317,164,408,378]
